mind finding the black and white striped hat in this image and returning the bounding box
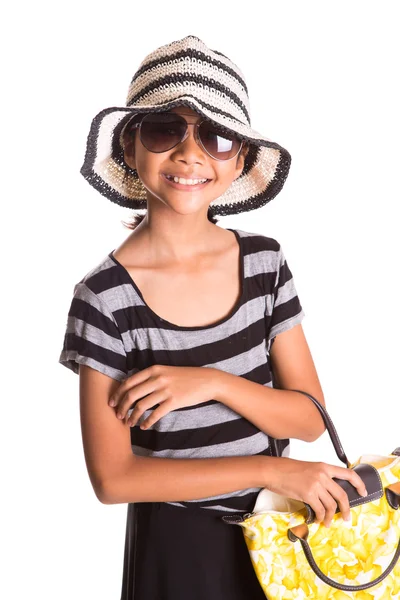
[80,35,292,217]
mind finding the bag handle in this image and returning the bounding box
[268,389,351,467]
[288,520,400,591]
[281,391,400,590]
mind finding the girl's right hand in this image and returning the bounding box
[265,457,368,528]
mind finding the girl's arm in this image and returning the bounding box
[107,453,270,505]
[80,364,367,524]
[213,324,326,443]
[79,364,268,505]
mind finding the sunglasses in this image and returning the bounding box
[127,112,244,161]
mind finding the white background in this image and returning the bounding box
[3,1,399,598]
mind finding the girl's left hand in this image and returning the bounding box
[108,364,220,429]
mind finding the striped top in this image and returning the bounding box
[59,228,305,514]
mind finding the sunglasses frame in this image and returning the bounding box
[127,112,244,162]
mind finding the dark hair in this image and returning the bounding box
[121,207,220,230]
[120,115,249,231]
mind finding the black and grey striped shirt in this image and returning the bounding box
[59,228,305,514]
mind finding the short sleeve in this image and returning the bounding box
[58,282,128,382]
[266,243,305,350]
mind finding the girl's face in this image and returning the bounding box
[123,105,249,217]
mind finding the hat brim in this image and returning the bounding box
[80,96,291,216]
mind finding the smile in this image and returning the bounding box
[162,174,211,190]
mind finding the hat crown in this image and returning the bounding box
[125,35,252,127]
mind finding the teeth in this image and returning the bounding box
[166,175,208,185]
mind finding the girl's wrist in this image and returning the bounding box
[205,367,232,402]
[261,455,287,488]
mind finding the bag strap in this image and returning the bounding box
[288,520,400,591]
[268,389,351,467]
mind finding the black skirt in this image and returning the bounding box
[120,501,267,600]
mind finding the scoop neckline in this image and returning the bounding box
[108,228,244,331]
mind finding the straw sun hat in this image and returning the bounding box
[80,34,291,217]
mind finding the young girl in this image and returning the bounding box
[59,35,367,600]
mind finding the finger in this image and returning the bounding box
[304,493,326,525]
[325,479,352,522]
[352,471,369,497]
[109,383,132,408]
[317,488,339,528]
[123,399,140,424]
[109,383,124,407]
[127,390,168,426]
[117,379,159,419]
[125,398,152,425]
[116,391,133,419]
[330,466,368,498]
[109,366,155,407]
[138,400,174,430]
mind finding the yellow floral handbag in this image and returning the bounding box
[222,390,400,599]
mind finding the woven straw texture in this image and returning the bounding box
[80,35,292,216]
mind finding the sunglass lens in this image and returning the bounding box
[140,113,186,152]
[199,121,242,160]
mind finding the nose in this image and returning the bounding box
[171,123,207,162]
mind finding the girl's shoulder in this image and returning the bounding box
[59,251,129,381]
[235,227,281,251]
[234,228,282,275]
[70,250,139,321]
[74,251,116,290]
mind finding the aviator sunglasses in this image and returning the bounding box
[127,112,244,161]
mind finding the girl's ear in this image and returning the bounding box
[234,143,250,180]
[122,124,137,169]
[241,143,250,160]
[124,144,136,170]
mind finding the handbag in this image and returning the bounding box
[222,390,400,599]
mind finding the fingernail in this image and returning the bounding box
[118,413,123,419]
[362,490,368,497]
[345,515,351,522]
[109,399,115,406]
